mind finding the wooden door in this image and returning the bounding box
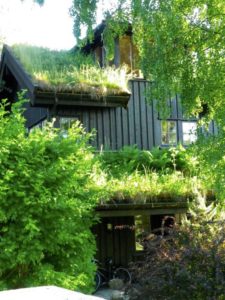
[93,216,135,268]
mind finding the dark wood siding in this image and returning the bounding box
[24,104,48,128]
[53,79,158,150]
[93,216,135,268]
[24,79,216,150]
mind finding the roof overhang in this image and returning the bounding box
[96,201,188,217]
[34,90,130,108]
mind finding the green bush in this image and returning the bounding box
[0,98,99,292]
[196,130,225,202]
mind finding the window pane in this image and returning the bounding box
[59,117,79,137]
[161,121,177,145]
[182,122,197,145]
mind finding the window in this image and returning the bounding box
[182,121,197,145]
[151,215,175,236]
[59,117,79,137]
[161,120,177,145]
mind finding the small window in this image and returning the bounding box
[161,120,177,145]
[135,215,150,251]
[182,122,197,145]
[151,214,175,236]
[59,117,79,137]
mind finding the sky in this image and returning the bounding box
[0,0,123,50]
[0,0,75,50]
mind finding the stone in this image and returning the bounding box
[108,278,124,290]
[0,286,105,300]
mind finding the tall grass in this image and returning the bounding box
[12,44,131,95]
[94,146,212,204]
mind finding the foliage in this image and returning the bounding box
[128,196,225,300]
[98,145,199,177]
[71,0,225,122]
[104,171,204,204]
[21,0,44,5]
[70,0,97,41]
[33,0,44,5]
[0,97,99,292]
[95,146,210,204]
[11,44,131,95]
[195,129,225,202]
[71,0,225,204]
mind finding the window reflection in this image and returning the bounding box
[161,121,177,145]
[182,122,197,145]
[59,117,79,137]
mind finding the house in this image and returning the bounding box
[0,31,216,268]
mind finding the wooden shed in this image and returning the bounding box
[93,201,188,268]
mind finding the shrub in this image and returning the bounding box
[0,98,99,292]
[128,195,225,300]
[98,145,199,178]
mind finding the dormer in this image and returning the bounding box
[81,21,139,72]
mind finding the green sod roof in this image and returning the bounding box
[11,44,131,96]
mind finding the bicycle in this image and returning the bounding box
[94,258,132,291]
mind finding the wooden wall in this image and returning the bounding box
[24,103,48,128]
[25,79,217,150]
[93,216,135,268]
[92,210,186,268]
[55,79,157,150]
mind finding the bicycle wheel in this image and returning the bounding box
[113,267,132,284]
[94,271,102,292]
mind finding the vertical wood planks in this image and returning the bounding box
[116,107,123,149]
[103,109,111,149]
[133,80,142,148]
[110,108,116,150]
[127,81,136,146]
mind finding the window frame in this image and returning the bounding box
[160,120,178,146]
[59,116,81,137]
[181,121,198,146]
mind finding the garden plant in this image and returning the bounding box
[0,96,100,292]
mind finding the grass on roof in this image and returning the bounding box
[11,44,131,95]
[94,146,214,204]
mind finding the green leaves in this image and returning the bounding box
[71,0,225,206]
[0,99,98,292]
[71,0,224,123]
[70,0,98,41]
